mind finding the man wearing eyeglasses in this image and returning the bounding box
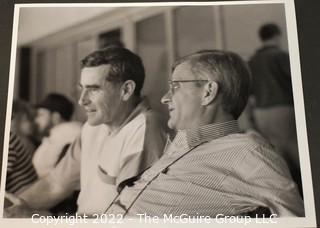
[105,50,303,217]
[5,47,166,217]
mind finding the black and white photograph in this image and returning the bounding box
[0,1,319,227]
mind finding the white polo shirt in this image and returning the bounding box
[49,100,166,215]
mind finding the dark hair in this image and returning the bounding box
[173,50,252,119]
[81,47,145,96]
[259,23,281,41]
[36,93,74,121]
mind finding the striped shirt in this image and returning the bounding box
[6,132,38,194]
[106,120,304,217]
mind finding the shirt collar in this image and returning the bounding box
[170,120,240,151]
[258,45,279,52]
[107,97,150,136]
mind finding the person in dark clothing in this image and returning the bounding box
[250,23,294,108]
[249,23,301,195]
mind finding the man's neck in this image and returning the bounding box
[200,107,234,127]
[106,97,141,134]
[263,39,280,48]
[52,118,66,128]
[179,108,234,132]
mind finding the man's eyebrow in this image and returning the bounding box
[78,83,101,89]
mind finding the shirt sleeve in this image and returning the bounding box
[32,136,64,177]
[48,133,82,191]
[233,140,304,217]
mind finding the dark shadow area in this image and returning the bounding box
[295,0,320,225]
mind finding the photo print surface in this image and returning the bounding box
[0,1,316,227]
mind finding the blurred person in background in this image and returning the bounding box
[6,132,37,195]
[30,93,82,215]
[7,100,38,200]
[11,100,38,152]
[249,23,301,194]
[32,93,82,177]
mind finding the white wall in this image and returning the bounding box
[17,7,114,46]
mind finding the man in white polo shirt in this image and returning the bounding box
[5,47,166,217]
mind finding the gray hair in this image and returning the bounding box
[172,50,252,119]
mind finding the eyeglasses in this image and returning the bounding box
[168,80,210,94]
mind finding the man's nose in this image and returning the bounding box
[161,90,172,104]
[78,90,89,106]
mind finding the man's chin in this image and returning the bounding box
[38,127,50,137]
[167,120,176,130]
[87,118,101,126]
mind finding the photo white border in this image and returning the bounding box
[0,1,316,227]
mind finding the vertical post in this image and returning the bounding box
[123,17,136,52]
[165,7,175,74]
[213,5,226,50]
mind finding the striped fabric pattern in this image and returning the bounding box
[107,120,304,217]
[6,132,38,194]
[174,121,240,150]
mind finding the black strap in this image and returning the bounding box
[54,144,70,166]
[105,141,207,216]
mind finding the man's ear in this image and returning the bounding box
[202,81,219,106]
[120,80,136,101]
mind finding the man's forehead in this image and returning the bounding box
[80,64,111,84]
[171,62,194,80]
[81,64,111,75]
